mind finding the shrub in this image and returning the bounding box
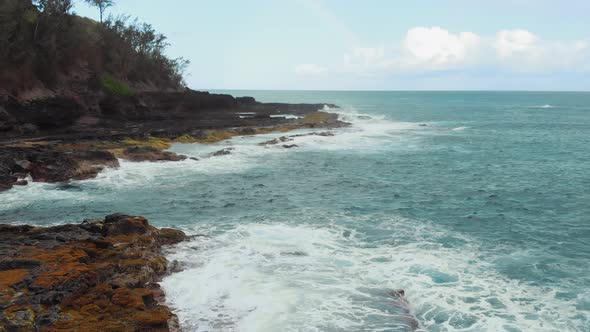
[101,74,134,96]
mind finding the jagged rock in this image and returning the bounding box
[259,136,294,145]
[282,144,299,149]
[211,147,234,156]
[0,214,186,331]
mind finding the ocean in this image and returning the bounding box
[1,91,589,331]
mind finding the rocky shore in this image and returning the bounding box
[0,89,349,190]
[0,89,350,331]
[0,214,186,331]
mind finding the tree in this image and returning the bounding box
[84,0,113,23]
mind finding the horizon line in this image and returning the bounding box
[200,88,590,93]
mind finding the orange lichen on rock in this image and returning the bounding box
[0,214,186,331]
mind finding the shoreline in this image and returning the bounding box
[0,92,350,331]
[1,90,349,191]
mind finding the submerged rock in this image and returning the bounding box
[0,214,186,331]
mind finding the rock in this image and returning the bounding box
[157,228,187,246]
[0,214,183,331]
[121,146,187,162]
[282,144,299,149]
[238,127,256,135]
[0,106,16,132]
[19,123,38,135]
[259,136,294,146]
[211,147,234,156]
[14,159,33,171]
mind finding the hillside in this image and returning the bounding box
[0,0,187,98]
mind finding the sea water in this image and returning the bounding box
[1,91,589,331]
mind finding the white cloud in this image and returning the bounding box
[403,27,481,68]
[493,29,590,71]
[294,63,328,75]
[306,27,590,77]
[494,29,539,59]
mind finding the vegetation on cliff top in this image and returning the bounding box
[0,0,189,96]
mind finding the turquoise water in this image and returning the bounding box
[2,91,589,331]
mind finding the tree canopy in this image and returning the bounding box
[0,0,188,94]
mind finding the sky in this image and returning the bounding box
[74,0,590,91]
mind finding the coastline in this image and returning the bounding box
[0,91,350,331]
[0,90,349,191]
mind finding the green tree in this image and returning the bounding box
[84,0,113,23]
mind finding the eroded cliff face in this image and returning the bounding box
[0,214,186,331]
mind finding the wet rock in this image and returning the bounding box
[282,144,299,149]
[121,146,187,162]
[14,159,33,171]
[259,136,293,145]
[157,228,187,246]
[211,147,234,156]
[0,214,186,331]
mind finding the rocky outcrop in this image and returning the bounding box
[0,90,345,140]
[0,90,349,191]
[0,147,119,190]
[0,214,186,331]
[120,146,187,162]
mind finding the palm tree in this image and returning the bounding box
[84,0,114,23]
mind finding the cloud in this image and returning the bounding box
[494,29,539,59]
[295,63,328,75]
[342,27,482,72]
[493,29,590,71]
[403,27,481,68]
[302,27,590,78]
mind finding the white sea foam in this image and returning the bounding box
[532,104,556,109]
[161,217,585,332]
[451,126,469,131]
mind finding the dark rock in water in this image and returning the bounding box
[418,123,428,127]
[259,136,294,146]
[388,289,406,298]
[212,147,234,156]
[121,146,187,162]
[357,115,372,120]
[280,251,308,256]
[282,144,299,149]
[0,214,186,331]
[13,179,27,186]
[189,157,199,161]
